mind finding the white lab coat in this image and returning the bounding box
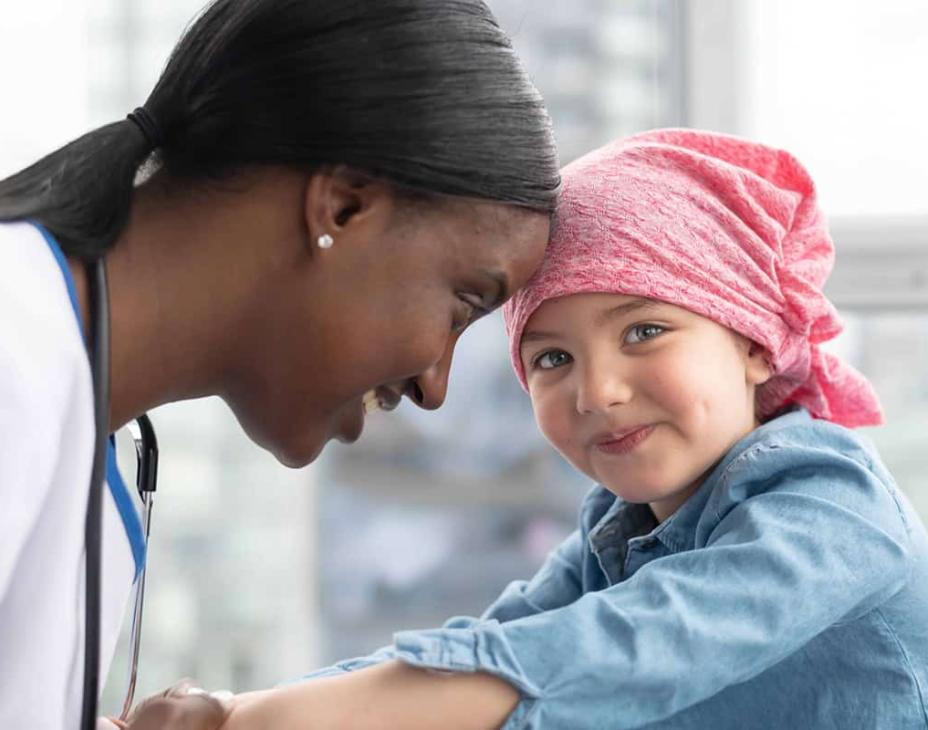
[0,221,143,728]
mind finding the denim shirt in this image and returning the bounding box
[306,411,928,728]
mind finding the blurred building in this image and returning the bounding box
[491,0,686,162]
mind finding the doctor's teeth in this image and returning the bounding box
[363,390,382,414]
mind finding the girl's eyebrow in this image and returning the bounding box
[594,298,662,326]
[521,329,557,345]
[521,298,661,346]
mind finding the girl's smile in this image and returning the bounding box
[521,292,772,521]
[592,424,655,455]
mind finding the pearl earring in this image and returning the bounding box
[317,233,334,249]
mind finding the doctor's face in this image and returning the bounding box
[235,197,549,467]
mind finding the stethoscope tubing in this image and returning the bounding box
[78,256,158,729]
[80,257,110,730]
[119,416,158,722]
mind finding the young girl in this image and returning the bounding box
[161,130,928,728]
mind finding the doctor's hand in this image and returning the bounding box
[98,679,235,730]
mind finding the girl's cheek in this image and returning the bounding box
[647,358,693,407]
[533,393,576,454]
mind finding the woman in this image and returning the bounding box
[0,0,558,728]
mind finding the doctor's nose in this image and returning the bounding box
[575,359,633,415]
[407,337,456,410]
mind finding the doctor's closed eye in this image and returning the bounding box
[452,292,491,333]
[452,269,510,334]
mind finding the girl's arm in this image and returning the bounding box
[224,661,519,730]
[228,440,911,730]
[350,440,910,729]
[123,518,589,728]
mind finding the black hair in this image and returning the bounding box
[0,0,560,260]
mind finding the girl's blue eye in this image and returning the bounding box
[534,349,572,370]
[625,324,664,344]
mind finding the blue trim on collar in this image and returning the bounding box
[33,222,81,332]
[107,438,146,578]
[33,221,146,578]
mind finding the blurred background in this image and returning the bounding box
[1,0,927,714]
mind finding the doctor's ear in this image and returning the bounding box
[745,340,773,386]
[303,166,395,250]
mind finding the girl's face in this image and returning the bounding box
[520,293,770,520]
[231,196,548,468]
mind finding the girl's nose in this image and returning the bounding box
[575,358,633,415]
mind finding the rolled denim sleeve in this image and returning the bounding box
[388,443,913,729]
[295,644,398,682]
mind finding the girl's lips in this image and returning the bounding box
[594,425,654,455]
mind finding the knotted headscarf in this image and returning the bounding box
[503,129,883,428]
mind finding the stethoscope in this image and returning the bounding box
[80,257,159,730]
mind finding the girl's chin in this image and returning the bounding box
[598,475,675,505]
[602,486,661,504]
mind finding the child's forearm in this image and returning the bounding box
[222,660,520,730]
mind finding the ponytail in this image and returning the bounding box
[0,119,157,260]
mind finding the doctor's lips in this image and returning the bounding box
[593,424,655,455]
[362,386,402,415]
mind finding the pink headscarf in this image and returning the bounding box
[503,128,883,428]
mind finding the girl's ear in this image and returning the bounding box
[745,341,773,386]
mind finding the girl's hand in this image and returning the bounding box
[102,679,235,730]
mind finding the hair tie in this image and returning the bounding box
[126,107,164,150]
